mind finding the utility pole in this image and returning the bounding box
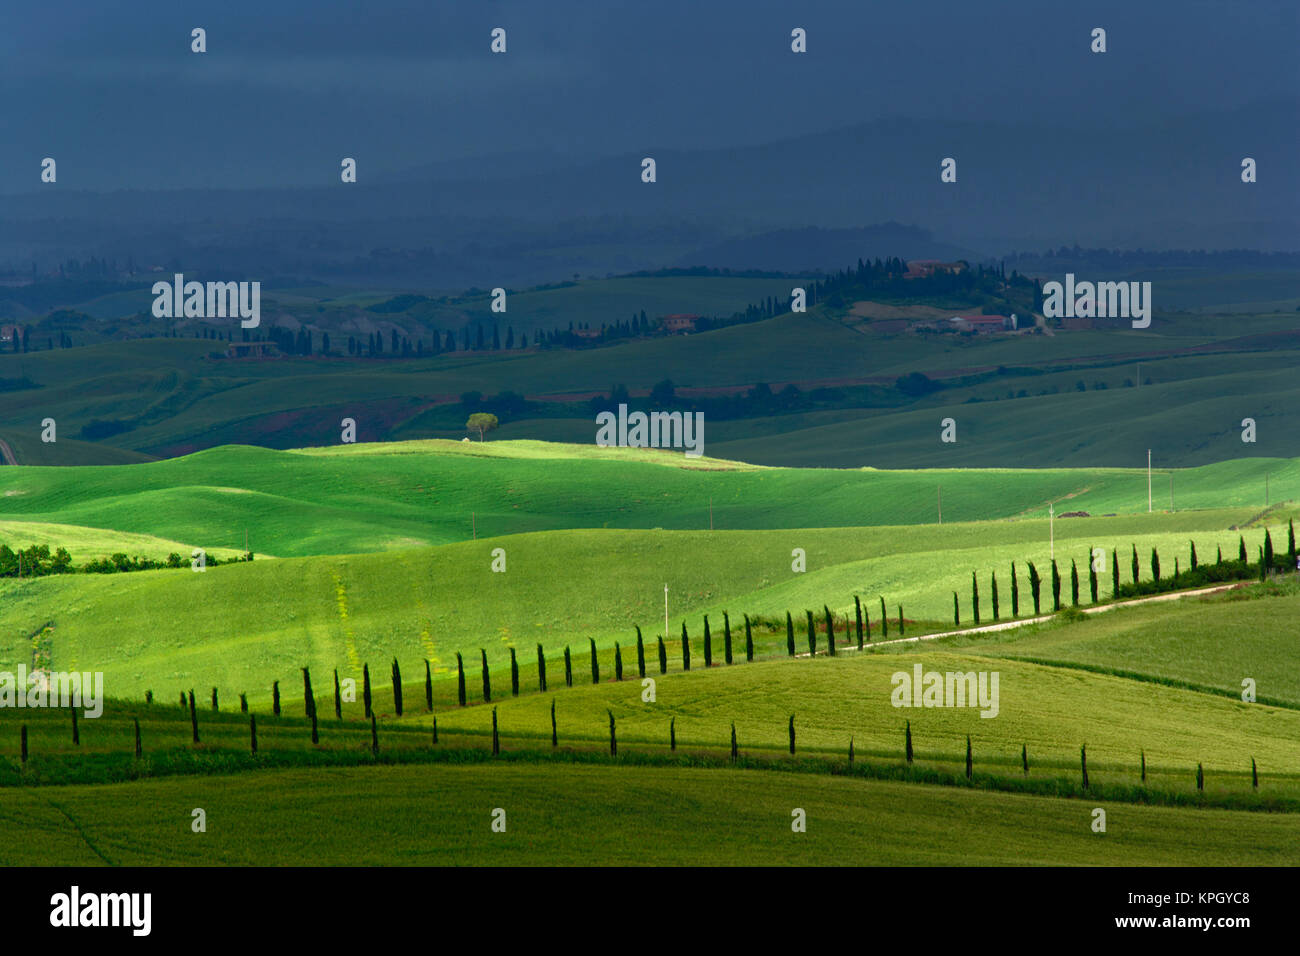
[1147,450,1152,513]
[1049,502,1054,560]
[938,484,942,524]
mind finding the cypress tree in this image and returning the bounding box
[864,606,871,641]
[854,597,864,649]
[211,687,219,712]
[334,668,342,719]
[370,713,378,755]
[361,665,370,718]
[953,591,960,626]
[310,701,319,745]
[1196,762,1204,792]
[703,615,713,667]
[457,652,467,705]
[1050,560,1061,611]
[1028,562,1041,614]
[1290,520,1297,567]
[608,710,617,757]
[824,605,835,656]
[188,690,199,743]
[849,736,854,766]
[636,627,646,678]
[1174,557,1179,580]
[657,636,667,674]
[670,716,676,751]
[1131,544,1140,583]
[538,644,548,691]
[302,668,314,720]
[510,648,520,695]
[134,718,142,758]
[806,609,816,656]
[391,658,403,716]
[723,611,733,664]
[1239,535,1247,562]
[681,623,691,671]
[788,715,796,754]
[730,722,738,762]
[20,724,27,763]
[250,714,257,754]
[1260,546,1267,581]
[1141,750,1146,782]
[786,612,795,656]
[1151,547,1160,583]
[482,649,492,701]
[991,571,999,621]
[425,660,434,711]
[744,614,754,662]
[972,571,980,624]
[1264,528,1274,570]
[614,643,623,681]
[433,716,438,744]
[550,698,557,747]
[965,735,973,779]
[1010,562,1019,617]
[1252,757,1258,789]
[565,645,573,686]
[1216,544,1222,565]
[71,704,79,745]
[1021,743,1028,775]
[1112,549,1120,597]
[905,720,913,763]
[145,690,153,706]
[879,597,888,637]
[898,605,904,636]
[492,707,499,756]
[273,680,282,717]
[1190,540,1199,570]
[1070,559,1079,605]
[1089,559,1099,603]
[240,692,248,714]
[589,638,600,684]
[1081,745,1089,788]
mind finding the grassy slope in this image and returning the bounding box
[2,762,1296,866]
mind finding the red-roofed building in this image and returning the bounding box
[661,313,699,333]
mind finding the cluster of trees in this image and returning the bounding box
[0,543,253,577]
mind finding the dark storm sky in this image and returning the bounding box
[0,0,1294,191]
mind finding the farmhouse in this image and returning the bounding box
[226,341,279,359]
[660,313,699,333]
[904,260,964,280]
[951,314,1015,333]
[0,325,19,345]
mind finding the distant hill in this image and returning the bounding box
[674,224,980,273]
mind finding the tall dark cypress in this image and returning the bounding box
[730,722,738,762]
[880,596,888,637]
[537,644,548,691]
[1089,558,1099,603]
[589,638,600,684]
[898,605,904,636]
[134,718,142,758]
[425,660,433,711]
[965,735,973,779]
[786,611,795,656]
[1050,560,1061,611]
[1196,762,1204,792]
[608,710,617,756]
[250,714,257,754]
[510,648,520,696]
[361,665,371,718]
[670,716,676,751]
[1081,745,1089,788]
[1150,548,1160,583]
[564,645,573,686]
[1070,559,1080,605]
[491,707,499,756]
[1265,528,1275,570]
[788,714,795,755]
[370,713,378,755]
[1251,757,1258,789]
[681,623,691,671]
[481,649,492,701]
[657,636,667,674]
[1010,562,1019,617]
[391,658,403,716]
[457,652,467,705]
[824,606,836,656]
[636,626,646,678]
[71,704,79,745]
[302,667,315,720]
[1111,549,1119,597]
[972,571,980,624]
[433,716,438,744]
[211,687,219,712]
[953,591,960,626]
[1190,539,1199,570]
[240,692,248,714]
[614,643,623,681]
[310,701,319,744]
[905,720,913,763]
[1289,520,1297,568]
[273,680,282,717]
[991,571,999,621]
[1021,743,1028,775]
[1141,749,1146,782]
[334,668,342,719]
[188,690,199,743]
[703,615,712,668]
[1131,544,1140,584]
[805,609,816,656]
[854,596,864,649]
[744,614,754,662]
[1238,535,1247,562]
[723,612,733,664]
[1028,562,1041,614]
[550,698,557,747]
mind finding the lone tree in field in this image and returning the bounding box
[510,647,520,695]
[1131,544,1140,584]
[273,680,282,717]
[456,652,467,705]
[636,626,646,678]
[723,611,733,664]
[897,605,904,636]
[657,635,667,674]
[1151,547,1161,583]
[990,571,999,621]
[466,412,499,441]
[824,605,836,656]
[1264,528,1275,570]
[879,597,888,638]
[805,609,816,656]
[905,720,913,763]
[391,658,403,716]
[681,623,691,671]
[744,614,754,662]
[334,669,342,719]
[481,649,492,701]
[614,642,623,681]
[965,735,973,779]
[425,660,433,711]
[564,645,573,686]
[1010,562,1019,617]
[188,690,199,743]
[788,714,796,755]
[1070,559,1080,606]
[1027,562,1042,615]
[971,571,980,625]
[302,668,315,720]
[1050,559,1061,611]
[854,597,864,648]
[786,611,795,656]
[1238,535,1247,562]
[1111,548,1120,597]
[589,638,600,684]
[361,666,371,718]
[538,643,548,690]
[211,687,219,712]
[1081,745,1089,789]
[703,615,712,668]
[1190,540,1199,571]
[953,591,960,626]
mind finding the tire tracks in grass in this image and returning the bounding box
[43,796,116,866]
